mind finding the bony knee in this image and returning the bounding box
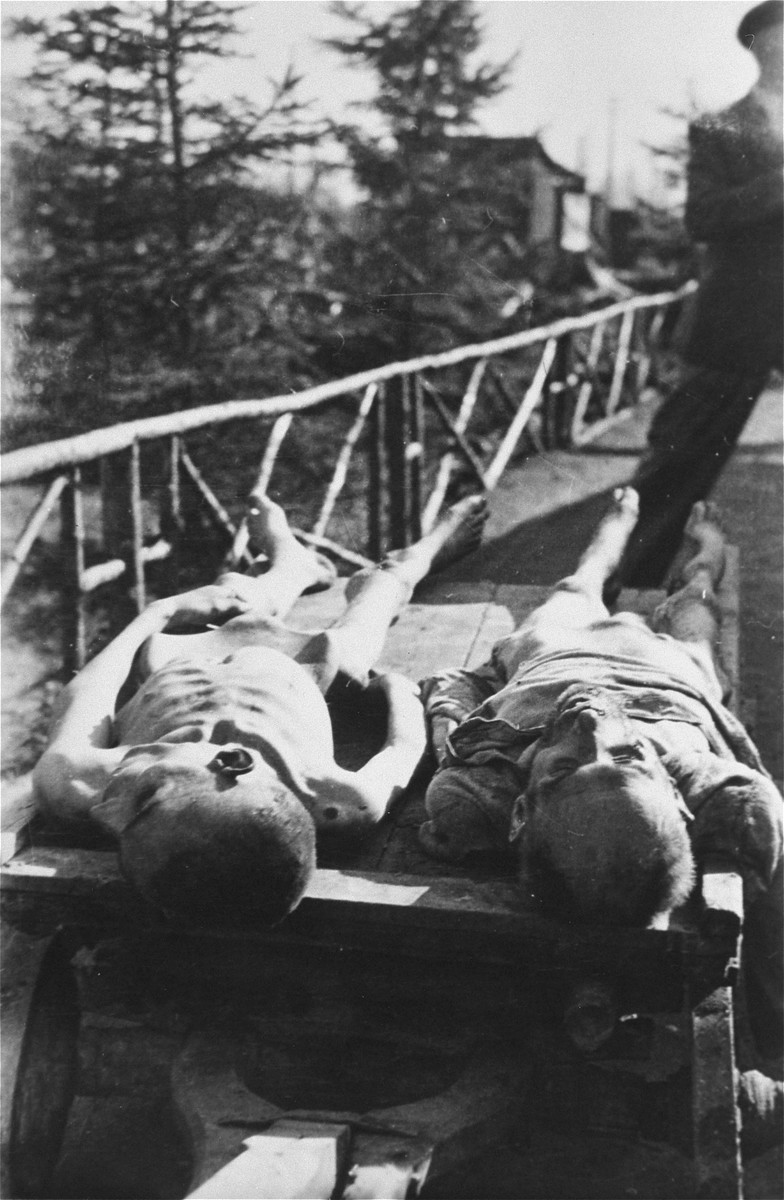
[653,585,721,630]
[552,575,593,596]
[343,567,377,603]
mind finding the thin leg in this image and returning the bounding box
[326,496,488,681]
[215,494,331,621]
[650,501,727,697]
[525,487,640,630]
[490,487,641,679]
[566,485,640,598]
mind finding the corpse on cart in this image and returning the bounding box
[2,489,780,1200]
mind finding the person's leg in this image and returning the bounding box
[216,493,333,622]
[649,500,727,699]
[491,487,641,678]
[621,366,766,587]
[135,496,335,677]
[514,486,639,631]
[317,495,488,682]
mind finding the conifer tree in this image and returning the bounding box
[5,1,329,441]
[325,0,513,363]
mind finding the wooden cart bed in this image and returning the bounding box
[1,565,746,1200]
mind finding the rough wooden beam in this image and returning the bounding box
[1,775,37,862]
[606,307,636,417]
[0,474,68,603]
[484,338,558,489]
[313,384,378,540]
[187,1122,350,1200]
[691,987,743,1199]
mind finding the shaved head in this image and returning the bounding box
[116,768,316,927]
[519,763,695,926]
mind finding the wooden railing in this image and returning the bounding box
[1,283,694,673]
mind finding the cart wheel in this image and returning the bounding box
[1,926,79,1198]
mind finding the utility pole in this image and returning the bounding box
[605,96,618,208]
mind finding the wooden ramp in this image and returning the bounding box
[0,570,745,1200]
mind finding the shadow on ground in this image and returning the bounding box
[435,489,618,588]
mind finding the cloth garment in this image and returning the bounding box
[421,613,781,891]
[678,93,783,373]
[420,612,783,1059]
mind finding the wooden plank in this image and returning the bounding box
[343,1153,430,1200]
[1,474,69,603]
[1,774,37,862]
[699,857,743,948]
[0,849,728,960]
[464,589,515,669]
[188,1123,350,1200]
[381,603,490,679]
[691,987,743,1199]
[290,582,499,680]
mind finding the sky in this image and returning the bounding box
[1,0,760,203]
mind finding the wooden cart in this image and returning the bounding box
[1,570,746,1199]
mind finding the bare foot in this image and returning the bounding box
[246,494,335,590]
[588,486,640,549]
[609,485,640,522]
[577,486,640,590]
[667,500,726,592]
[426,495,489,572]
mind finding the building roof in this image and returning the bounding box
[448,134,585,191]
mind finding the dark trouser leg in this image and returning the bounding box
[620,365,767,587]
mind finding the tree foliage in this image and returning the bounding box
[324,0,515,364]
[4,0,334,444]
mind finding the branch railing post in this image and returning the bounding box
[100,451,133,567]
[368,383,387,560]
[61,469,86,676]
[409,375,424,542]
[163,434,184,582]
[606,308,636,417]
[130,441,146,613]
[544,332,573,448]
[643,305,668,394]
[386,375,410,549]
